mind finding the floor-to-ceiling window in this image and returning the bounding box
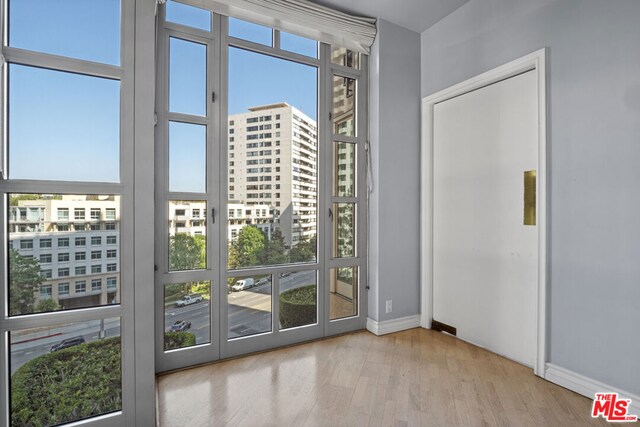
[0,0,137,425]
[156,1,368,371]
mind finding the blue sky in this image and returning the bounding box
[7,0,317,187]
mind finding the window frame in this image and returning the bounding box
[155,6,368,371]
[0,0,143,425]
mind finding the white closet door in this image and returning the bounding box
[433,70,538,366]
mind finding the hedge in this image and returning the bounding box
[279,285,317,329]
[11,337,121,427]
[164,331,196,351]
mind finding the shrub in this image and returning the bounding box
[164,331,196,351]
[11,337,121,427]
[35,298,60,313]
[279,285,317,329]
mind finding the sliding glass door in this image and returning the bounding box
[155,1,367,372]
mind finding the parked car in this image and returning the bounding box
[232,278,254,292]
[175,294,203,307]
[50,336,85,352]
[168,320,192,332]
[256,277,271,286]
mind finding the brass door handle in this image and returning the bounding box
[524,170,536,226]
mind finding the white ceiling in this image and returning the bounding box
[309,0,471,33]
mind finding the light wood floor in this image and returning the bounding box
[157,328,608,426]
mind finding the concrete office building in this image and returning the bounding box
[167,200,273,242]
[228,103,317,247]
[9,195,120,309]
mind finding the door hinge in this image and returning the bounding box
[328,208,333,221]
[211,92,216,103]
[211,207,216,223]
[328,112,332,121]
[154,264,158,271]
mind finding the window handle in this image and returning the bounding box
[328,208,333,221]
[211,208,215,224]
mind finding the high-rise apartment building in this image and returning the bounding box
[9,195,120,310]
[228,103,317,247]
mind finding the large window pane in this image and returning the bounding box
[9,0,120,65]
[228,17,272,46]
[8,194,121,316]
[228,47,318,270]
[169,122,207,193]
[333,75,356,137]
[164,282,211,351]
[280,32,318,58]
[10,318,121,425]
[170,37,207,116]
[168,201,207,271]
[228,274,272,339]
[8,65,120,182]
[333,203,356,258]
[166,0,211,31]
[279,270,317,330]
[330,267,358,320]
[334,142,356,197]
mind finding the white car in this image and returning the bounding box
[232,278,254,291]
[175,294,203,307]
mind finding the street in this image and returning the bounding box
[10,270,318,374]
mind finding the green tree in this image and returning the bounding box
[264,228,288,265]
[35,298,60,313]
[289,235,316,263]
[229,226,265,268]
[9,249,42,316]
[169,234,205,270]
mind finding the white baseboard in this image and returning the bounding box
[545,363,640,415]
[366,315,421,336]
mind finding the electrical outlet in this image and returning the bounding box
[385,300,392,313]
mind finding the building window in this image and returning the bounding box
[107,249,117,259]
[90,223,101,231]
[58,224,70,231]
[58,253,70,262]
[91,265,102,274]
[74,209,85,220]
[40,238,52,248]
[57,208,69,221]
[91,236,102,245]
[75,252,87,261]
[41,269,52,279]
[107,236,117,245]
[58,238,70,248]
[91,279,102,291]
[39,254,52,263]
[90,208,101,220]
[58,282,70,296]
[75,281,86,293]
[107,263,117,272]
[58,268,70,277]
[75,266,87,275]
[74,223,85,231]
[75,237,86,246]
[105,222,116,230]
[20,239,33,249]
[40,284,52,298]
[91,250,102,260]
[105,208,116,220]
[107,277,117,289]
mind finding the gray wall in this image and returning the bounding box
[368,19,422,322]
[421,0,640,395]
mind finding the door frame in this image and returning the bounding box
[420,48,548,377]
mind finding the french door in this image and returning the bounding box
[155,2,367,372]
